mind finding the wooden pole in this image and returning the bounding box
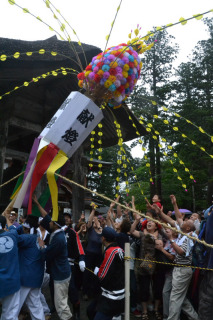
[0,119,8,198]
[72,146,86,223]
[124,242,130,320]
[2,194,18,216]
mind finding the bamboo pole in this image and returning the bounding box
[124,242,130,320]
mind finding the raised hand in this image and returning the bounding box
[152,204,161,214]
[170,195,177,206]
[145,197,152,209]
[155,239,163,250]
[32,192,38,204]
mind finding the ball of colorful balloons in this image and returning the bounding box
[77,36,154,108]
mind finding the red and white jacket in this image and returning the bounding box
[98,244,125,301]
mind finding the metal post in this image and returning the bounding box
[0,120,8,199]
[124,242,130,320]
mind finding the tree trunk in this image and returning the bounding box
[152,48,162,198]
[149,137,156,197]
[71,146,86,223]
[0,119,9,198]
[155,137,162,197]
[207,149,213,205]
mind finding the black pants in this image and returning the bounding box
[83,253,102,297]
[130,270,137,309]
[198,270,213,320]
[138,272,165,302]
[68,265,79,304]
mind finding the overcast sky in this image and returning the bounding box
[1,0,212,63]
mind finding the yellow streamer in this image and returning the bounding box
[36,146,48,162]
[10,183,22,200]
[46,150,68,221]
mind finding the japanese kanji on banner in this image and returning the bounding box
[12,92,103,221]
[10,28,151,219]
[42,91,103,157]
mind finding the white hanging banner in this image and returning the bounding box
[42,91,103,158]
[13,92,103,208]
[13,138,50,209]
[40,93,74,138]
[38,138,49,151]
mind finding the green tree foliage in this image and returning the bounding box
[126,157,201,213]
[87,144,140,205]
[129,28,179,198]
[87,19,213,212]
[169,17,213,207]
[127,18,213,211]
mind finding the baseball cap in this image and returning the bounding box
[63,212,72,218]
[101,227,117,242]
[52,215,65,228]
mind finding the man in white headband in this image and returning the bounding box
[9,210,20,228]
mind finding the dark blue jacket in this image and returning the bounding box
[86,226,102,255]
[116,233,129,250]
[0,229,20,298]
[18,234,45,288]
[205,211,213,268]
[41,229,71,281]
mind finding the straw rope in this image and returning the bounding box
[0,171,25,188]
[74,256,213,275]
[124,257,213,272]
[54,173,213,249]
[0,169,213,249]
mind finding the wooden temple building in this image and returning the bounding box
[0,36,146,221]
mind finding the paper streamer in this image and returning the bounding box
[13,138,49,208]
[13,157,37,209]
[31,160,70,216]
[23,137,41,182]
[46,150,68,221]
[22,137,41,207]
[10,163,26,200]
[44,159,70,213]
[27,143,59,215]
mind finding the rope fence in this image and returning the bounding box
[1,170,213,249]
[55,173,213,249]
[74,257,213,275]
[124,257,213,272]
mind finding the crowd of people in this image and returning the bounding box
[0,192,213,320]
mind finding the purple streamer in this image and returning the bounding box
[22,137,41,207]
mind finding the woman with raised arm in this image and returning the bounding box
[131,210,164,320]
[82,204,103,300]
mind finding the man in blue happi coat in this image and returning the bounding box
[0,215,21,320]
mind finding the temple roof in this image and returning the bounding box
[0,36,146,158]
[0,35,100,62]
